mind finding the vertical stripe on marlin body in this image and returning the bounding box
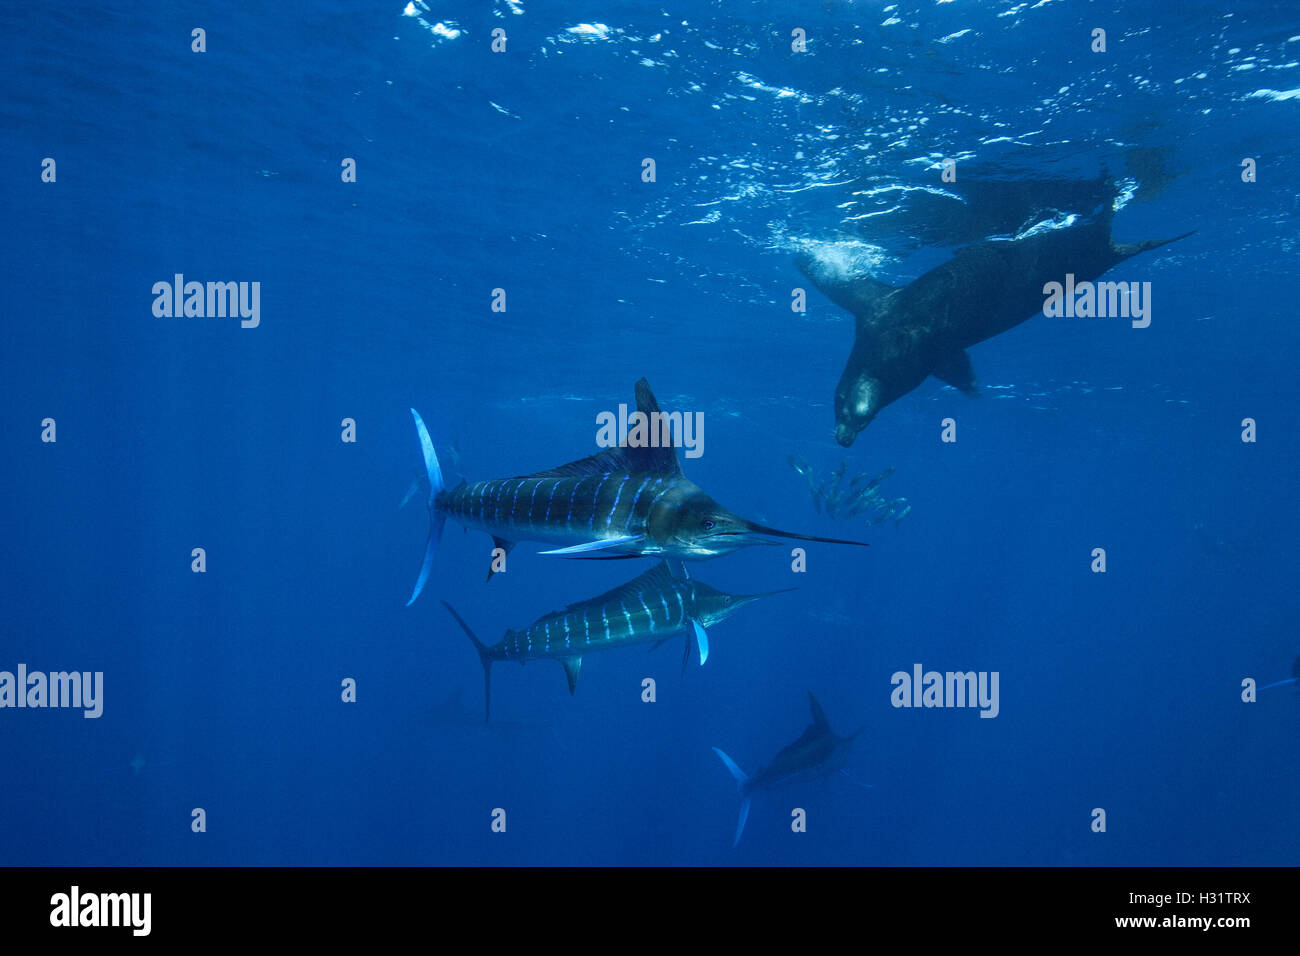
[405,378,868,605]
[441,561,796,721]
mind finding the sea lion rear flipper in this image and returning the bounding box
[931,350,978,396]
[796,252,897,321]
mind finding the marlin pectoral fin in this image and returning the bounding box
[692,619,710,666]
[538,534,645,556]
[675,618,709,676]
[560,657,583,695]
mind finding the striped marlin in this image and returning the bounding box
[713,692,866,846]
[405,378,867,605]
[441,562,793,720]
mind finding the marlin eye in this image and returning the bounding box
[702,519,716,531]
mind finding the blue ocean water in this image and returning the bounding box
[1,0,1296,866]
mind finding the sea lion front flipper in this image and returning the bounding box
[931,349,978,397]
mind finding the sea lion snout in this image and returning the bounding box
[834,377,880,446]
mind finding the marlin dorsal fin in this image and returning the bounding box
[555,561,678,614]
[808,691,831,732]
[524,447,655,479]
[522,378,684,479]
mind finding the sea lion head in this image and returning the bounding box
[834,375,882,447]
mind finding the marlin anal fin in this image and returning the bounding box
[560,657,583,695]
[538,534,645,556]
[931,350,978,396]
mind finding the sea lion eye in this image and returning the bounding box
[703,519,716,530]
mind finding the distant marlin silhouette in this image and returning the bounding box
[798,192,1192,445]
[713,692,865,846]
[442,561,792,721]
[405,378,867,604]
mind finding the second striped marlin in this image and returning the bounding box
[405,378,867,605]
[441,561,793,720]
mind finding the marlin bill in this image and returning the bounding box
[405,378,867,605]
[441,562,792,720]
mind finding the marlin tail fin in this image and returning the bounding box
[712,747,752,847]
[406,408,447,606]
[441,601,493,722]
